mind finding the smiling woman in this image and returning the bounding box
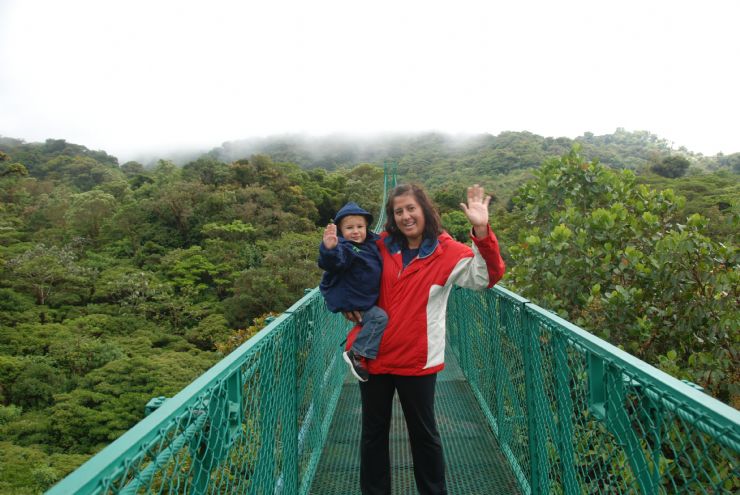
[390,185,432,248]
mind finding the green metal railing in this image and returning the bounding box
[371,161,397,232]
[447,285,740,494]
[47,289,352,495]
[48,283,739,494]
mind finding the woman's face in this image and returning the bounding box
[393,193,426,247]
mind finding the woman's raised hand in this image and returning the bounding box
[460,184,491,237]
[323,223,338,250]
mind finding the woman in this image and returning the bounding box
[344,183,505,495]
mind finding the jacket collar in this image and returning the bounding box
[383,234,439,258]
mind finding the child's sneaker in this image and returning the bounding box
[343,350,369,382]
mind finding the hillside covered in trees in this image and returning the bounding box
[0,130,737,492]
[211,128,738,173]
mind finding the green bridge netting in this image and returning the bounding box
[47,285,739,494]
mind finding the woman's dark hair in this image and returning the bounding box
[384,183,443,245]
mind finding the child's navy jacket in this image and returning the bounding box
[318,231,382,313]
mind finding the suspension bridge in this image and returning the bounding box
[47,166,740,494]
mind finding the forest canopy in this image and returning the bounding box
[0,130,737,492]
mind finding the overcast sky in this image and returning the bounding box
[1,0,738,162]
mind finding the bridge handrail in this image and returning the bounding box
[47,288,350,495]
[47,286,740,495]
[525,298,740,448]
[448,285,740,495]
[494,285,740,447]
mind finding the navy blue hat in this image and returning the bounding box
[334,202,373,227]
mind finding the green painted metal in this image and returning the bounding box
[371,160,397,233]
[552,332,578,495]
[46,288,352,495]
[310,350,522,494]
[446,285,740,494]
[47,163,739,494]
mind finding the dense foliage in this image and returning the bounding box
[0,139,384,492]
[0,132,737,492]
[503,148,738,404]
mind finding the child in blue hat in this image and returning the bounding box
[318,202,387,381]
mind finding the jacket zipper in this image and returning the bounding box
[398,256,418,279]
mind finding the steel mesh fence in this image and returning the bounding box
[48,282,739,494]
[47,289,351,495]
[447,285,740,495]
[310,344,522,494]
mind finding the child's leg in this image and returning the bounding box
[351,305,388,360]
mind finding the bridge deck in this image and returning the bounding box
[310,349,522,494]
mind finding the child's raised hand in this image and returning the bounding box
[323,223,338,249]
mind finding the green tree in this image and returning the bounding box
[6,243,91,308]
[49,352,216,453]
[0,288,35,315]
[185,314,232,351]
[0,161,29,178]
[505,148,738,402]
[96,178,131,201]
[201,220,257,242]
[716,152,740,173]
[647,216,738,399]
[120,161,145,176]
[0,154,31,210]
[92,266,163,306]
[651,155,691,178]
[106,202,150,256]
[229,159,256,187]
[433,187,467,213]
[182,157,230,186]
[441,210,471,241]
[232,186,314,238]
[224,270,291,328]
[0,355,25,403]
[224,231,322,326]
[341,164,385,218]
[65,190,118,241]
[8,358,68,408]
[48,337,124,376]
[159,245,222,296]
[149,182,208,244]
[151,159,181,184]
[40,155,121,191]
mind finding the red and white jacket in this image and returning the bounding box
[346,225,505,376]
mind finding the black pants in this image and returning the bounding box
[359,373,447,495]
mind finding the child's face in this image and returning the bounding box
[339,215,368,243]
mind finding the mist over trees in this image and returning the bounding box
[209,128,736,173]
[0,130,737,492]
